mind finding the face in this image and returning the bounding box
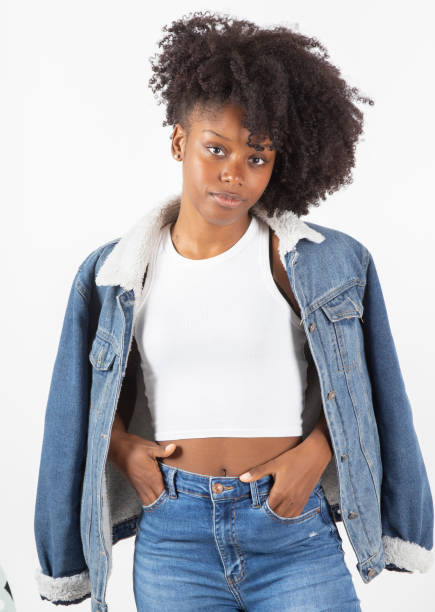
[171,102,277,227]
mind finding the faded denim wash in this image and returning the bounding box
[133,459,362,611]
[34,195,434,611]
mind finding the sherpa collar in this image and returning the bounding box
[95,193,325,321]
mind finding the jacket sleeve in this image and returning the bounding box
[34,267,92,605]
[362,249,434,573]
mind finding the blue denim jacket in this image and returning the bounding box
[34,195,434,611]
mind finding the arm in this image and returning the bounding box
[300,409,333,469]
[115,336,140,431]
[34,269,92,605]
[107,337,140,474]
[299,336,334,471]
[362,249,434,573]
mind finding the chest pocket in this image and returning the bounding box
[88,332,118,415]
[319,284,364,373]
[89,333,117,371]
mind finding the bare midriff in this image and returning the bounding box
[159,436,303,477]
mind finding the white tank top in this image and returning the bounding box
[133,214,308,440]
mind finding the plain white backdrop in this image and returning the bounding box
[1,1,434,610]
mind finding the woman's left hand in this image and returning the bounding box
[238,438,332,518]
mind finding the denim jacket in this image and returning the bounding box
[34,195,434,611]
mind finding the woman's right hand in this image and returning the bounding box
[108,422,177,506]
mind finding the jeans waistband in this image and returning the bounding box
[156,458,322,504]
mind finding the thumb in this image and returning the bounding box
[239,459,275,482]
[151,443,177,458]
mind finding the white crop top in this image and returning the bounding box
[133,214,308,440]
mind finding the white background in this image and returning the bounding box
[1,1,434,610]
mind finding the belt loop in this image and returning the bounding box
[166,466,178,499]
[250,480,261,508]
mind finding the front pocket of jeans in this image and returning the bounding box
[141,487,169,512]
[262,496,321,524]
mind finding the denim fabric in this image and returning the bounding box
[133,459,361,612]
[33,196,433,610]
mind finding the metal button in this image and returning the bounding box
[309,322,316,332]
[348,511,359,519]
[212,482,224,494]
[327,390,336,400]
[341,454,348,461]
[367,568,377,578]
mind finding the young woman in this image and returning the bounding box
[34,11,433,612]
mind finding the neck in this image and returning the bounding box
[170,196,252,259]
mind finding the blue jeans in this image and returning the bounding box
[133,459,362,611]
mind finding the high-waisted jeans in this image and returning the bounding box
[133,458,362,611]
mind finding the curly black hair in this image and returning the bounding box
[148,11,374,218]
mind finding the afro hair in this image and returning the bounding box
[148,11,374,217]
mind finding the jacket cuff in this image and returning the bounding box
[35,566,91,605]
[382,535,434,573]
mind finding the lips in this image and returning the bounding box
[214,191,242,201]
[210,192,243,208]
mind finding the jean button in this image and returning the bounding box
[212,482,224,494]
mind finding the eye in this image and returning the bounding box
[250,156,267,166]
[206,145,225,156]
[206,145,267,166]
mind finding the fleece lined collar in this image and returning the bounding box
[95,193,325,320]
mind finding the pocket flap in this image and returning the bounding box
[320,285,364,322]
[89,334,117,370]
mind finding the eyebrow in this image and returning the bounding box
[202,129,231,141]
[202,129,274,151]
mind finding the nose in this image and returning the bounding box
[221,157,244,185]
